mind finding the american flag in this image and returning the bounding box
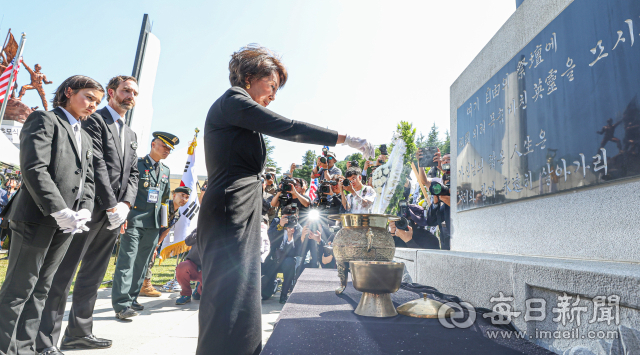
[0,57,22,102]
[308,178,319,201]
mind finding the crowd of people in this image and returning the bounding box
[257,146,452,304]
[0,44,450,355]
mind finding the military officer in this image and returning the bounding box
[111,132,178,320]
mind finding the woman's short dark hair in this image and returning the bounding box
[52,75,105,109]
[229,44,288,89]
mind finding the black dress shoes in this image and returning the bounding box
[131,300,144,311]
[39,346,64,355]
[60,334,112,350]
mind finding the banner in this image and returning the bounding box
[129,32,160,155]
[159,135,200,262]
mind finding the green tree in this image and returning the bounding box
[439,130,450,155]
[385,121,417,215]
[293,150,316,185]
[415,132,427,149]
[335,152,366,176]
[264,136,281,174]
[426,122,441,148]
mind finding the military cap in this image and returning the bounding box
[153,131,180,149]
[174,186,191,195]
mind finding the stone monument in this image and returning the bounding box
[395,0,640,353]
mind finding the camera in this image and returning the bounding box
[284,203,299,228]
[430,162,451,196]
[265,173,273,180]
[349,160,359,168]
[395,201,410,231]
[429,181,450,196]
[342,178,350,187]
[319,148,329,164]
[441,163,451,182]
[379,144,388,156]
[284,215,298,228]
[279,176,295,192]
[319,180,337,195]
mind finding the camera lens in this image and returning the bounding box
[395,217,409,231]
[320,157,327,164]
[343,179,350,187]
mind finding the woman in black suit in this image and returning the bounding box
[197,44,371,355]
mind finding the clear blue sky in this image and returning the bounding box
[1,0,515,175]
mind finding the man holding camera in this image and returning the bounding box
[312,150,341,181]
[263,206,302,304]
[340,167,376,214]
[261,168,277,224]
[270,177,310,214]
[416,149,451,250]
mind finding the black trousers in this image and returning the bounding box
[262,256,297,300]
[440,235,451,250]
[0,221,73,355]
[197,176,262,355]
[36,212,118,351]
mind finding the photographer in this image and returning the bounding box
[340,167,376,213]
[312,150,342,181]
[427,192,451,250]
[262,169,278,223]
[389,208,440,250]
[264,206,303,304]
[313,175,344,215]
[271,176,310,213]
[416,148,449,190]
[415,148,451,250]
[263,167,277,195]
[362,145,388,179]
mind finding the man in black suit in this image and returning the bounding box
[263,206,303,304]
[36,76,140,354]
[0,75,102,355]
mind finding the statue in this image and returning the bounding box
[18,61,52,111]
[597,118,623,152]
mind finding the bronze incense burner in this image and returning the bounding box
[328,214,399,295]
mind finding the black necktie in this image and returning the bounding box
[117,119,124,137]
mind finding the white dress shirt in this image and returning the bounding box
[59,107,82,152]
[282,229,295,248]
[106,104,126,153]
[59,107,83,200]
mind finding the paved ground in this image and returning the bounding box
[56,286,284,354]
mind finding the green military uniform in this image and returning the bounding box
[112,132,177,314]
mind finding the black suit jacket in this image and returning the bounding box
[1,108,95,226]
[267,218,303,258]
[82,106,139,213]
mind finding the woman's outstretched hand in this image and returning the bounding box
[341,134,375,159]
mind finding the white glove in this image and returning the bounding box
[342,134,375,160]
[51,208,76,231]
[75,209,91,232]
[107,202,130,230]
[51,208,91,234]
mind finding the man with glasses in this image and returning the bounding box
[311,151,341,181]
[111,132,178,320]
[339,167,376,214]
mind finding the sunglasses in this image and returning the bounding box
[328,157,334,160]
